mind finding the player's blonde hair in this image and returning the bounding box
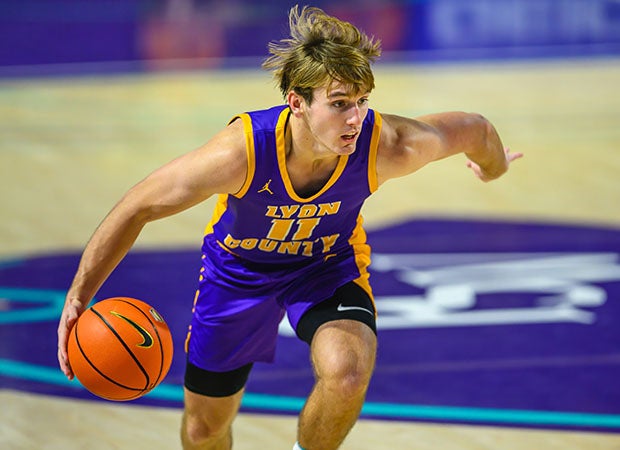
[262,5,382,103]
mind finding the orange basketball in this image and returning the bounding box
[67,297,174,401]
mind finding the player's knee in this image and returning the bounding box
[336,368,372,400]
[181,411,230,447]
[320,353,374,399]
[312,323,377,398]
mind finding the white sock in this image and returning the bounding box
[293,443,305,450]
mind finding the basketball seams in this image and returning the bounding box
[73,310,146,400]
[68,297,173,401]
[115,298,168,388]
[90,305,152,392]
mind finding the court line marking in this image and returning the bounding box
[1,358,619,430]
[0,287,66,324]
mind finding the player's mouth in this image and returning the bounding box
[341,132,358,144]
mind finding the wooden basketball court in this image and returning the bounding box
[1,58,619,448]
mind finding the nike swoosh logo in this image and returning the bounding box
[110,311,154,348]
[337,303,374,316]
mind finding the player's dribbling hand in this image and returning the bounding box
[57,298,86,380]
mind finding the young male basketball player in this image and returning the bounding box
[57,5,522,450]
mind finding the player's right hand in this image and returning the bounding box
[57,298,86,380]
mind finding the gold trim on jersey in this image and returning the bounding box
[204,193,228,235]
[349,214,376,316]
[232,113,256,199]
[368,110,382,193]
[203,114,256,236]
[275,108,349,203]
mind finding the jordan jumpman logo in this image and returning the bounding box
[258,179,274,195]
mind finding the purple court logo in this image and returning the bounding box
[279,251,614,334]
[1,218,620,431]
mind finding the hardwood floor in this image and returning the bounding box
[1,58,619,449]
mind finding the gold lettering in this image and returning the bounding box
[318,201,341,216]
[240,238,258,250]
[291,218,320,240]
[320,234,339,253]
[280,205,300,219]
[278,241,301,255]
[301,241,314,257]
[265,205,280,218]
[258,239,278,252]
[298,204,318,218]
[223,233,344,258]
[224,234,240,248]
[266,219,293,241]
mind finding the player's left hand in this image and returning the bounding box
[467,147,523,182]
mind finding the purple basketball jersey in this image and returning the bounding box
[186,105,383,371]
[206,105,382,264]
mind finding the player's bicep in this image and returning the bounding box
[414,112,489,161]
[376,114,441,183]
[126,124,247,221]
[377,112,489,184]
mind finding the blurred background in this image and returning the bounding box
[1,0,619,257]
[1,0,619,76]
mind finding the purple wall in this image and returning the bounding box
[1,0,619,76]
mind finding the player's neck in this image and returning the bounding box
[286,113,339,168]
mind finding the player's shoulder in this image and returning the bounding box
[194,118,247,166]
[377,113,423,153]
[379,111,447,149]
[375,113,439,183]
[379,112,429,133]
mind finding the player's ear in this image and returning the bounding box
[287,90,304,116]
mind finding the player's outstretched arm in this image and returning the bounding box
[466,146,523,182]
[57,120,248,379]
[376,112,522,185]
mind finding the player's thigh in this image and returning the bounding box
[296,281,377,344]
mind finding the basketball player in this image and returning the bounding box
[57,5,522,450]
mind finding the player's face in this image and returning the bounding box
[302,82,370,156]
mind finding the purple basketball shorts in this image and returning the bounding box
[186,234,369,372]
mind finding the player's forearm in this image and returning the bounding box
[66,207,147,308]
[464,116,508,180]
